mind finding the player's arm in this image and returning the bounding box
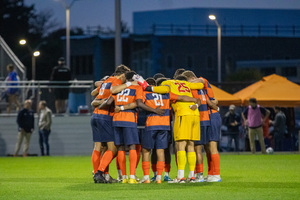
[189,82,204,90]
[91,98,106,108]
[136,99,165,115]
[110,81,139,94]
[115,102,137,113]
[98,96,114,109]
[91,88,99,96]
[145,85,170,94]
[207,98,219,111]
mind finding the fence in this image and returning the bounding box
[0,80,94,114]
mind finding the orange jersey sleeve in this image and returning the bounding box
[192,89,211,126]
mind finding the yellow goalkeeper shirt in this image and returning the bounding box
[152,80,204,116]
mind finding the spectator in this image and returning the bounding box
[223,105,241,151]
[242,98,270,154]
[50,57,71,113]
[14,99,34,157]
[270,106,286,151]
[38,101,53,156]
[5,64,20,113]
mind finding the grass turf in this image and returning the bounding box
[1,154,300,200]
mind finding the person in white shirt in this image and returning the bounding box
[38,101,52,156]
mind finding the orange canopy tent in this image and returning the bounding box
[234,74,300,107]
[211,84,242,106]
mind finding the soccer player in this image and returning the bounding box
[182,71,219,182]
[96,71,164,184]
[92,65,131,183]
[142,74,204,183]
[187,74,222,182]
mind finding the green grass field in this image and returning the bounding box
[1,154,300,200]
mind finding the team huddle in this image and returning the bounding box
[91,65,221,184]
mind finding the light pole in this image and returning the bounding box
[55,0,80,69]
[19,39,40,80]
[115,0,122,67]
[209,15,221,84]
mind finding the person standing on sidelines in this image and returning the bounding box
[14,99,34,157]
[38,101,52,156]
[270,106,286,151]
[242,98,270,154]
[5,64,20,113]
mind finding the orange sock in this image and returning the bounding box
[118,151,127,175]
[129,150,137,176]
[92,150,101,174]
[165,164,170,173]
[142,161,150,176]
[195,163,203,173]
[211,153,220,175]
[136,144,141,168]
[151,163,157,173]
[98,150,114,172]
[207,153,214,175]
[156,161,165,176]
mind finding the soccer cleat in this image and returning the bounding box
[204,175,213,182]
[93,170,108,183]
[150,175,157,182]
[206,175,221,182]
[195,177,204,183]
[163,175,172,181]
[105,174,118,183]
[155,180,162,184]
[168,177,186,184]
[187,177,196,183]
[122,179,128,183]
[139,178,150,184]
[135,175,140,182]
[128,178,138,184]
[117,175,123,182]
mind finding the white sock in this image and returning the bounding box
[156,175,161,181]
[153,172,157,176]
[122,175,128,179]
[165,172,169,176]
[130,175,135,179]
[178,170,185,179]
[144,175,149,180]
[188,171,194,179]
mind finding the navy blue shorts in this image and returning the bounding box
[114,127,139,146]
[195,126,210,145]
[142,130,168,150]
[208,112,221,142]
[91,114,114,142]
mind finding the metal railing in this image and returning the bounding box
[0,80,94,114]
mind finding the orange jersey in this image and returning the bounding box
[201,77,218,114]
[192,90,211,126]
[93,76,122,117]
[112,85,143,127]
[143,91,178,130]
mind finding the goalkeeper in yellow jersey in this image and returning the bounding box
[138,74,204,183]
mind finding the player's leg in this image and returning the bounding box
[150,149,157,181]
[124,127,139,184]
[163,145,172,181]
[155,130,168,183]
[194,144,204,182]
[186,140,196,182]
[207,113,221,182]
[175,140,187,180]
[140,148,151,183]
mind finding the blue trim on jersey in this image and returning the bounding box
[92,113,112,120]
[145,125,170,131]
[146,109,169,117]
[113,121,137,128]
[100,82,112,90]
[145,92,170,100]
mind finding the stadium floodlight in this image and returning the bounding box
[19,39,27,45]
[33,51,40,57]
[208,14,221,84]
[19,39,40,80]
